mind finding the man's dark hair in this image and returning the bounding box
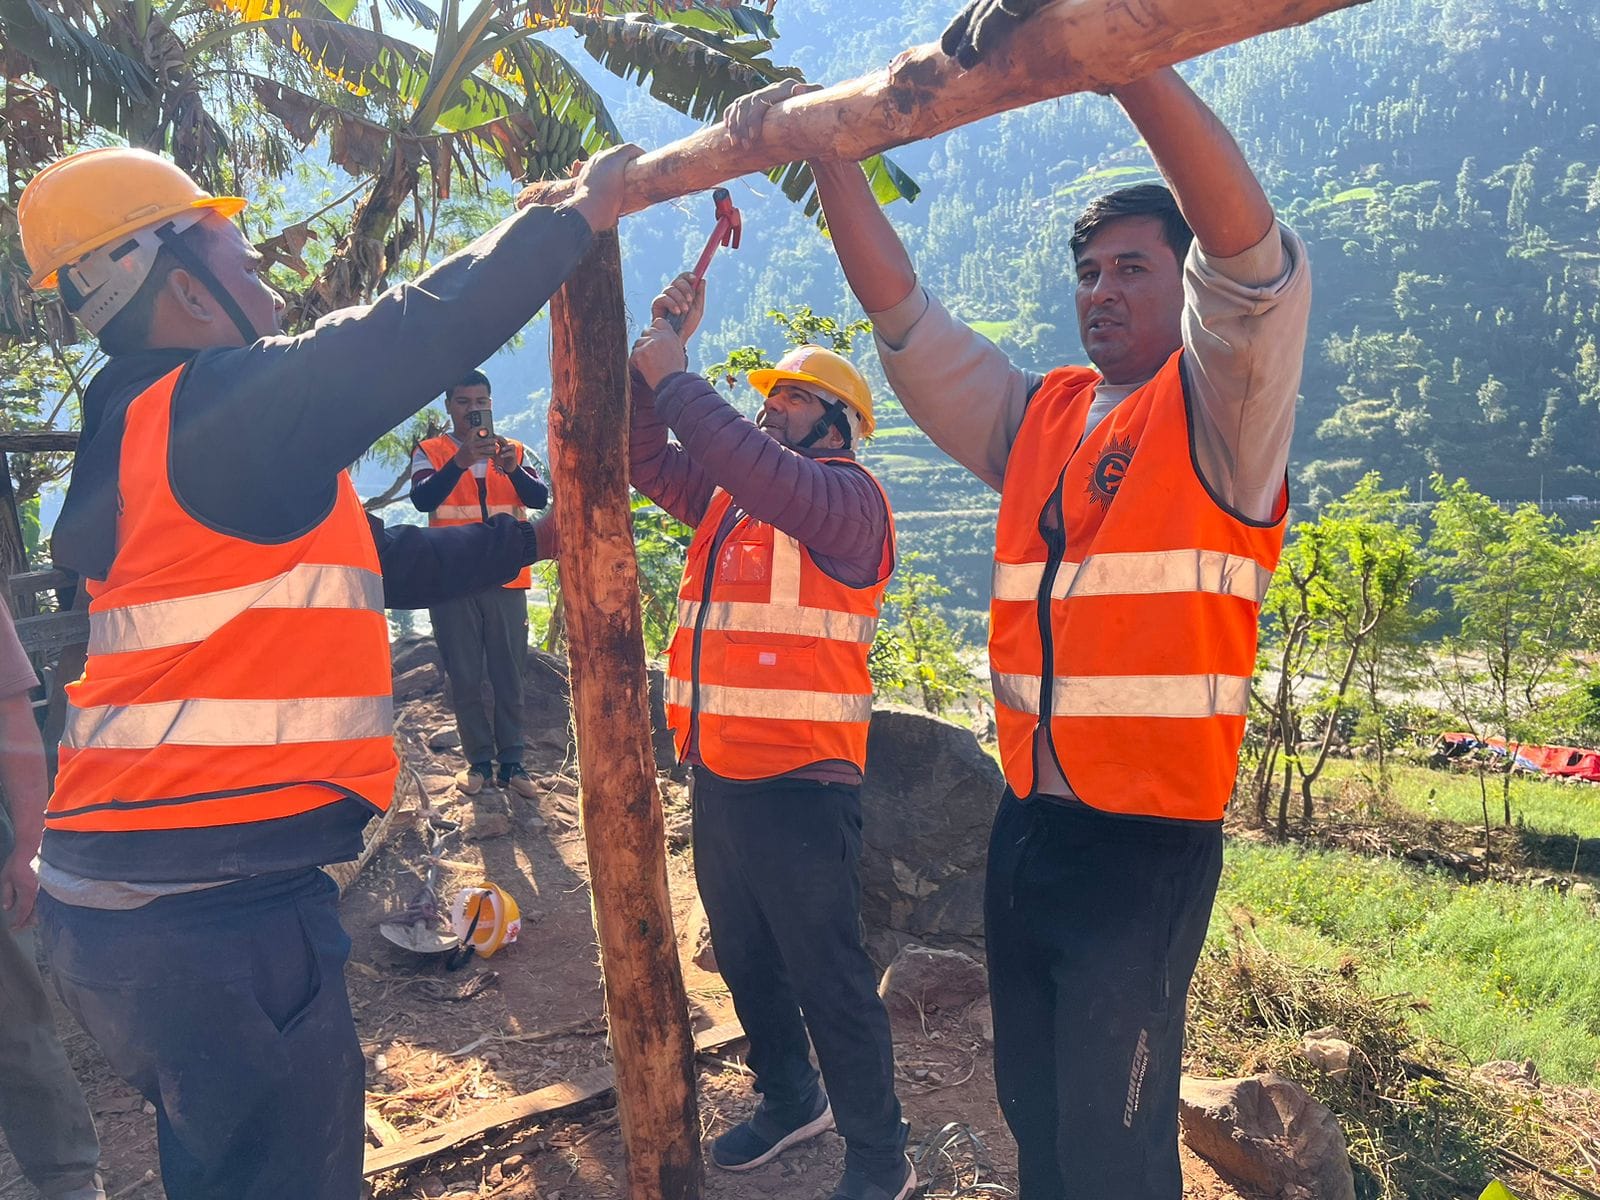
[447,369,492,399]
[1070,184,1194,265]
[88,222,219,358]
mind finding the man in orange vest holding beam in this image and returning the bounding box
[727,37,1311,1200]
[17,141,636,1200]
[412,369,549,798]
[630,275,913,1200]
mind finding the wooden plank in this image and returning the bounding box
[362,1022,746,1176]
[518,0,1370,217]
[14,610,88,654]
[9,568,73,595]
[0,431,79,452]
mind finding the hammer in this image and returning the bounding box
[665,187,741,334]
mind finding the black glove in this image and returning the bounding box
[940,0,1048,69]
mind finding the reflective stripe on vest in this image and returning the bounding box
[665,676,875,725]
[991,550,1274,604]
[89,563,384,654]
[990,672,1252,719]
[676,598,878,644]
[63,694,394,750]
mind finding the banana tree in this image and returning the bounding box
[228,0,917,324]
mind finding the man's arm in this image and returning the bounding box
[1113,69,1308,522]
[726,83,1030,492]
[629,370,716,528]
[0,607,44,930]
[369,513,543,609]
[504,447,549,510]
[410,444,464,513]
[171,145,639,542]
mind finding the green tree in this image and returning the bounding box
[1250,474,1427,833]
[869,553,973,715]
[1428,474,1596,829]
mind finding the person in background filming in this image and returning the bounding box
[412,370,548,799]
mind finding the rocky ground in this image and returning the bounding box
[1,640,1269,1200]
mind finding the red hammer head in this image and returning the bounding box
[712,186,742,251]
[690,188,742,282]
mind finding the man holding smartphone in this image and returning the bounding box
[412,371,549,797]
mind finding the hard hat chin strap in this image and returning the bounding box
[796,397,854,451]
[153,220,258,346]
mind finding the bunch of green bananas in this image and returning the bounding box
[526,113,587,182]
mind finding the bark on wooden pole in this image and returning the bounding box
[548,229,702,1200]
[519,0,1372,214]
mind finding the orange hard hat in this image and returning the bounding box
[748,345,876,438]
[18,147,246,290]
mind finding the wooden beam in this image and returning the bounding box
[548,229,703,1200]
[362,1023,746,1177]
[0,431,79,452]
[518,0,1371,214]
[14,610,88,654]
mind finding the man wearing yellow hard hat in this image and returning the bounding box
[630,276,912,1200]
[18,140,637,1199]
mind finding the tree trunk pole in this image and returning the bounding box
[548,230,702,1200]
[519,0,1372,213]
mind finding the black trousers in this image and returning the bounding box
[985,791,1222,1200]
[692,770,904,1176]
[39,869,364,1200]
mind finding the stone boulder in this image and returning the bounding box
[393,662,443,701]
[1299,1027,1354,1081]
[877,944,988,1022]
[859,706,1002,964]
[1474,1059,1541,1089]
[680,895,718,974]
[391,635,441,677]
[1179,1073,1356,1200]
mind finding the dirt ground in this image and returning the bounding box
[1,694,1254,1200]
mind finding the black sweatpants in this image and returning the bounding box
[692,770,905,1177]
[984,790,1223,1200]
[39,869,364,1200]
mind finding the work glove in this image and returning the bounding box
[940,0,1048,69]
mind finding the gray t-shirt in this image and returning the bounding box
[868,221,1312,800]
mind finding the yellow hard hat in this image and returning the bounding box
[449,883,522,959]
[18,147,246,290]
[748,345,876,439]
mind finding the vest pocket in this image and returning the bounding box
[717,640,817,748]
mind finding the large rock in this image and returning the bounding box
[859,706,1002,964]
[681,895,718,974]
[1179,1074,1356,1200]
[878,944,988,1021]
[393,662,443,700]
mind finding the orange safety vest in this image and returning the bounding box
[990,352,1286,821]
[48,365,398,833]
[417,434,533,589]
[665,463,895,781]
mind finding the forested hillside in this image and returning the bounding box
[553,0,1600,619]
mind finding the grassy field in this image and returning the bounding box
[1317,757,1600,842]
[1215,840,1600,1083]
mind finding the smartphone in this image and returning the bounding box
[466,409,495,441]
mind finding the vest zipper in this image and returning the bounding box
[1032,468,1071,788]
[687,511,743,753]
[476,475,489,522]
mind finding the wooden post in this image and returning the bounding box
[548,230,702,1200]
[519,0,1371,214]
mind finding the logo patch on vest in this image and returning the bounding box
[1088,435,1135,507]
